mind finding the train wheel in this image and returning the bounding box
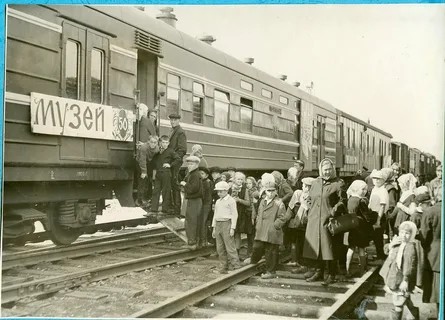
[46,204,81,245]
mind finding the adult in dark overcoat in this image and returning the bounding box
[303,158,346,285]
[168,113,187,215]
[420,201,441,317]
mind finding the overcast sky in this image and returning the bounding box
[145,5,444,161]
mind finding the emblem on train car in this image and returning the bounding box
[30,92,134,142]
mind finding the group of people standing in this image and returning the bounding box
[135,106,441,319]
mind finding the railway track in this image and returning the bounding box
[2,241,389,319]
[2,226,174,270]
[132,262,380,319]
[1,223,212,306]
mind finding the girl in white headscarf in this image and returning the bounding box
[393,174,417,234]
[345,180,373,277]
[379,221,419,320]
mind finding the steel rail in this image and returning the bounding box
[2,226,169,257]
[318,266,380,320]
[2,247,214,304]
[4,217,157,245]
[2,230,175,270]
[130,261,266,318]
[131,264,381,319]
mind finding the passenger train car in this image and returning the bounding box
[2,5,440,245]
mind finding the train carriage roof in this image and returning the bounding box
[89,5,337,114]
[336,110,392,138]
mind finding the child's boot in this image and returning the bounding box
[359,255,367,275]
[391,309,402,320]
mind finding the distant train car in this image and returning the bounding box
[409,147,421,176]
[391,142,401,165]
[400,143,410,173]
[336,111,392,177]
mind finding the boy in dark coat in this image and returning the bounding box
[147,135,180,215]
[245,175,287,279]
[180,156,203,250]
[199,167,213,248]
[136,135,159,207]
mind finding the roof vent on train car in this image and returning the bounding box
[279,75,287,81]
[198,34,216,45]
[156,7,177,28]
[244,57,254,65]
[292,81,301,87]
[135,30,162,57]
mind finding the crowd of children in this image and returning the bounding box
[135,115,441,319]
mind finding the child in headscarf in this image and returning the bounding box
[190,144,208,168]
[230,172,253,258]
[345,180,373,277]
[379,221,419,320]
[286,177,315,270]
[393,174,417,234]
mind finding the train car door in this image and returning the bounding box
[313,115,326,166]
[336,121,344,168]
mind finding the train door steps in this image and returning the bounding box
[359,283,438,320]
[158,217,187,243]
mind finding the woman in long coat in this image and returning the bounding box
[420,201,441,318]
[303,158,346,285]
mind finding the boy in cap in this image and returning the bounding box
[212,181,240,273]
[147,135,181,215]
[136,135,159,207]
[180,156,203,250]
[199,166,213,247]
[245,176,288,279]
[168,113,187,216]
[369,169,389,261]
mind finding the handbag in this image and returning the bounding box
[327,213,359,236]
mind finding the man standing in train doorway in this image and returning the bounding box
[168,113,187,216]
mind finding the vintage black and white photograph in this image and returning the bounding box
[1,3,443,319]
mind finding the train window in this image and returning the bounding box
[278,117,294,133]
[352,129,356,148]
[367,135,370,153]
[240,97,253,133]
[360,132,363,150]
[294,100,301,111]
[294,115,300,141]
[253,111,274,129]
[372,137,375,154]
[65,40,80,100]
[193,82,204,124]
[347,128,351,148]
[214,89,230,129]
[279,96,289,105]
[240,80,253,92]
[91,49,104,104]
[167,74,181,115]
[261,89,272,99]
[313,121,318,144]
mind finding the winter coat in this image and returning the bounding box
[420,202,441,272]
[169,125,187,161]
[393,194,416,229]
[254,196,287,245]
[379,242,417,292]
[303,177,346,261]
[138,116,158,143]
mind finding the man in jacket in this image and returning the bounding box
[168,113,187,216]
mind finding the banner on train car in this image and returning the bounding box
[30,93,135,142]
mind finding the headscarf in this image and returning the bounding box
[138,103,148,121]
[271,171,284,185]
[319,158,336,180]
[287,167,298,180]
[347,180,367,199]
[381,167,395,183]
[398,173,417,202]
[414,186,429,197]
[396,221,417,269]
[190,144,203,158]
